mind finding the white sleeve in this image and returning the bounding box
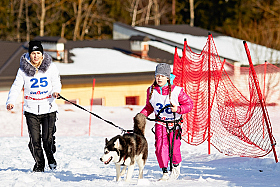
[6,69,24,106]
[50,63,61,94]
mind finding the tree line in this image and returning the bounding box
[1,0,280,50]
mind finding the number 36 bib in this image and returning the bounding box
[149,86,182,122]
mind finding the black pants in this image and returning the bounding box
[24,111,56,166]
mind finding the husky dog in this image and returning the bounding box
[100,113,148,182]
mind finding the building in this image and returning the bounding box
[0,34,173,107]
[1,22,280,107]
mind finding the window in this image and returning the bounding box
[126,96,139,105]
[65,99,78,105]
[90,98,104,106]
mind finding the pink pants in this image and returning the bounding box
[155,123,182,168]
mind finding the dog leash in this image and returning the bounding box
[57,94,128,133]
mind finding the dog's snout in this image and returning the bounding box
[100,157,103,162]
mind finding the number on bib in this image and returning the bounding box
[156,103,172,114]
[30,77,48,88]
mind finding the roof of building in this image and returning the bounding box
[65,39,173,64]
[34,36,67,43]
[113,22,191,51]
[114,22,280,64]
[144,24,224,37]
[0,41,27,89]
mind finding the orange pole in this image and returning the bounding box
[89,79,96,136]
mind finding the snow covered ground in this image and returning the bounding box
[0,103,280,187]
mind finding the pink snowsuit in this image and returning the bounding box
[140,84,193,168]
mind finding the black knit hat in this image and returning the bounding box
[155,63,171,78]
[28,40,43,54]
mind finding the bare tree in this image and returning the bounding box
[172,0,175,24]
[40,0,45,36]
[80,0,96,40]
[145,0,153,25]
[153,0,160,25]
[31,0,66,36]
[25,0,30,41]
[73,0,83,41]
[189,0,194,27]
[131,0,140,27]
[226,0,280,52]
[72,0,97,41]
[16,0,24,42]
[189,0,202,27]
[126,0,169,26]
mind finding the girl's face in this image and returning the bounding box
[30,51,43,66]
[156,75,168,87]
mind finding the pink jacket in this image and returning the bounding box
[140,84,193,117]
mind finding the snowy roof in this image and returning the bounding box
[135,27,280,65]
[51,25,280,76]
[55,48,159,76]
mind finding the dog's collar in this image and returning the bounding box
[121,155,126,166]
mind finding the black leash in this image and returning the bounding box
[147,104,172,122]
[57,94,128,133]
[170,112,176,172]
[166,113,182,172]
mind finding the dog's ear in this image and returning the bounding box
[114,138,123,150]
[114,138,120,148]
[105,138,108,145]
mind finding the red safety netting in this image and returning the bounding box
[173,35,277,159]
[225,61,280,105]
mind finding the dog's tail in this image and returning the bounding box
[133,113,146,137]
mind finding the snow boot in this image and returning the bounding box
[47,153,57,170]
[169,163,180,180]
[159,167,169,181]
[48,157,57,170]
[33,163,44,172]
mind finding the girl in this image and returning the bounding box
[140,63,193,181]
